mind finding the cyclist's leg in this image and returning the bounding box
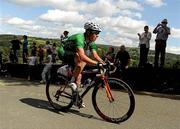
[63,51,86,108]
[73,53,86,87]
[71,53,86,108]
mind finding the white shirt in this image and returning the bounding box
[46,54,52,65]
[139,32,152,48]
[28,56,37,66]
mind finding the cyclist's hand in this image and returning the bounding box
[102,62,106,66]
[96,62,104,68]
[100,60,106,65]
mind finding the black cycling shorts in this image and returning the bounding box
[62,51,75,67]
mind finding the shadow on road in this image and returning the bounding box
[68,109,108,123]
[19,98,115,124]
[20,98,62,114]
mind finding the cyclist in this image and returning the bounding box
[57,21,105,107]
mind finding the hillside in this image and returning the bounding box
[0,34,180,68]
[0,34,60,63]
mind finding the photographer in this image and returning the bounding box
[153,19,170,68]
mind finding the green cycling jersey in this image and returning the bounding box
[57,33,97,58]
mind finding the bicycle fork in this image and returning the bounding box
[102,77,114,102]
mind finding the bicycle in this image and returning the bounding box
[46,62,135,123]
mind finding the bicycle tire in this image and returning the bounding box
[46,75,73,111]
[92,77,135,123]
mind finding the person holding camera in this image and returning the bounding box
[153,19,170,68]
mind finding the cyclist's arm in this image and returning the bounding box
[163,26,170,35]
[77,48,97,65]
[91,50,105,64]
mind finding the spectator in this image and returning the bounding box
[52,43,57,63]
[153,19,171,68]
[40,49,53,84]
[44,40,52,58]
[105,46,115,63]
[37,44,45,64]
[31,42,37,56]
[10,36,22,63]
[22,35,28,64]
[115,45,130,71]
[138,25,152,67]
[60,30,69,42]
[0,53,8,77]
[27,53,37,81]
[57,31,69,62]
[9,48,14,63]
[0,51,2,69]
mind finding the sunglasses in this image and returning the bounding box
[90,31,100,35]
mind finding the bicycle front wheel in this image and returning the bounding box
[92,77,135,123]
[46,75,73,111]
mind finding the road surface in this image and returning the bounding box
[0,77,180,129]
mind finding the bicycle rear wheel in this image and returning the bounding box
[92,77,135,123]
[46,75,73,111]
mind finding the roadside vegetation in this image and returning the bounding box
[1,34,180,68]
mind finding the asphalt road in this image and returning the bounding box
[0,77,180,129]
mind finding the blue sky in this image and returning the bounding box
[0,0,180,54]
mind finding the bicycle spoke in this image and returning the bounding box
[46,75,74,111]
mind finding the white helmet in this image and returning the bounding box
[84,21,102,32]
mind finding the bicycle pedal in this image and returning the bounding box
[73,100,85,109]
[72,93,84,108]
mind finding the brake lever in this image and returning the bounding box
[109,65,117,74]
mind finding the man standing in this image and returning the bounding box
[0,51,2,69]
[22,35,28,64]
[10,36,22,63]
[138,25,152,67]
[115,45,130,71]
[153,19,170,68]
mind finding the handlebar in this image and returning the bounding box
[97,60,117,75]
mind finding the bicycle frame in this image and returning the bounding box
[79,67,114,103]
